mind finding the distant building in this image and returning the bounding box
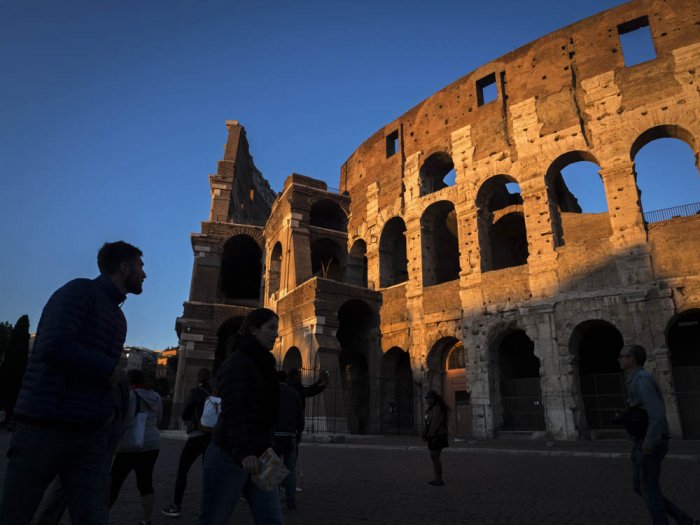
[122,346,158,376]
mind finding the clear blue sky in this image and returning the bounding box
[1,0,698,349]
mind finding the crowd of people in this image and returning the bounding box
[0,240,697,525]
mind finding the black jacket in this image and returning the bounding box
[181,384,211,435]
[213,337,279,464]
[275,383,304,435]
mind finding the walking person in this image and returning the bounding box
[0,241,146,525]
[109,369,162,525]
[422,390,449,486]
[274,371,304,510]
[618,344,699,525]
[162,367,213,518]
[197,308,283,525]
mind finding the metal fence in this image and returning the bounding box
[643,201,700,223]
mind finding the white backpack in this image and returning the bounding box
[199,395,221,433]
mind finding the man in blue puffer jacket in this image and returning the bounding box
[0,241,146,525]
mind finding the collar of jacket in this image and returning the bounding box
[95,273,127,305]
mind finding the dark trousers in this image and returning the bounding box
[173,434,211,505]
[631,440,693,525]
[109,449,160,504]
[0,422,110,525]
[273,436,298,504]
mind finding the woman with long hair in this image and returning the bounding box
[422,389,449,486]
[198,308,282,525]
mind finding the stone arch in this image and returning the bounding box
[282,346,303,372]
[347,239,368,287]
[419,151,456,196]
[310,238,345,281]
[379,217,408,287]
[666,308,700,438]
[220,235,262,300]
[490,328,544,431]
[426,336,469,435]
[309,199,348,232]
[545,151,611,247]
[214,315,245,374]
[476,175,529,272]
[268,241,283,297]
[420,200,461,286]
[379,346,414,433]
[630,126,700,224]
[337,299,378,434]
[569,319,625,435]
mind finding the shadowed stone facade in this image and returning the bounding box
[174,0,700,440]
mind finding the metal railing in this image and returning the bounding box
[643,201,700,224]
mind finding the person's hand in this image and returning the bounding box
[108,367,121,389]
[242,455,260,474]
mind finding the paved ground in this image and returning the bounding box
[1,430,699,525]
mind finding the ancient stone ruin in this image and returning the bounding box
[173,0,700,440]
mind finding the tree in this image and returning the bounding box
[0,315,30,419]
[0,321,12,367]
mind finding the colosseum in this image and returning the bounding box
[172,0,700,441]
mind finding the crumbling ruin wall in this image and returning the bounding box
[340,0,700,439]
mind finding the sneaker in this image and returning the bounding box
[139,521,152,525]
[428,480,444,486]
[161,504,182,518]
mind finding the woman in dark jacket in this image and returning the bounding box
[422,390,449,486]
[198,308,282,525]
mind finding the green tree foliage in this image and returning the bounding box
[0,315,30,417]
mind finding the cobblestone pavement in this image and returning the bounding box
[1,431,699,525]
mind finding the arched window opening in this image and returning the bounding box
[337,300,378,434]
[446,343,466,370]
[347,240,368,288]
[546,151,611,247]
[379,217,408,287]
[631,131,700,224]
[571,320,625,434]
[496,330,544,431]
[221,235,262,300]
[668,309,700,438]
[309,199,348,232]
[282,346,303,372]
[421,201,460,286]
[379,347,414,434]
[419,152,456,196]
[476,176,529,272]
[214,315,245,374]
[310,238,345,281]
[426,337,470,438]
[268,242,282,297]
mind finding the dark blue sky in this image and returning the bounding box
[1,0,698,349]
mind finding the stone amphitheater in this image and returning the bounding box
[172,0,700,441]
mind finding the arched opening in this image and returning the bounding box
[282,346,303,372]
[426,337,469,437]
[546,151,611,246]
[379,347,414,434]
[476,176,529,272]
[668,309,700,438]
[220,235,262,300]
[495,330,544,431]
[337,300,378,434]
[310,238,345,281]
[631,127,700,224]
[571,320,625,434]
[268,242,282,297]
[419,152,456,196]
[309,199,348,232]
[379,217,408,287]
[214,315,245,374]
[347,239,368,288]
[421,201,461,286]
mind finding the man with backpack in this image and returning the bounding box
[161,368,213,518]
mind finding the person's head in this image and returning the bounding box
[197,367,211,386]
[288,368,301,385]
[618,344,646,372]
[127,368,146,387]
[425,389,440,406]
[237,308,279,351]
[97,241,146,295]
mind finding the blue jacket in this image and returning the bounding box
[626,367,670,449]
[14,274,126,429]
